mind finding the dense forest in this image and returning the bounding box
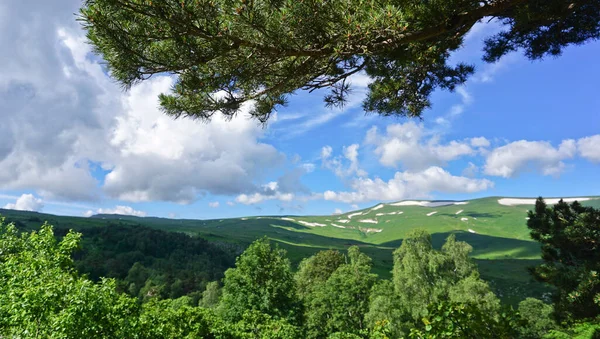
[1,198,599,338]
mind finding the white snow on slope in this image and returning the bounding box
[461,217,469,221]
[281,217,296,221]
[371,204,385,211]
[426,211,437,216]
[455,210,463,215]
[359,219,378,224]
[390,201,468,207]
[347,212,363,219]
[362,228,382,233]
[498,197,591,206]
[468,229,476,233]
[331,223,346,228]
[337,219,350,223]
[376,211,402,216]
[298,221,326,227]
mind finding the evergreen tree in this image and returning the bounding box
[79,0,600,122]
[527,198,600,321]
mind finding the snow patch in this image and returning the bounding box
[468,229,476,233]
[361,227,382,233]
[347,212,363,219]
[241,218,248,220]
[298,221,326,227]
[375,213,385,216]
[281,217,296,221]
[455,210,463,215]
[498,197,591,206]
[461,217,469,221]
[337,219,350,223]
[426,211,437,216]
[331,223,346,229]
[371,204,385,211]
[358,219,378,224]
[390,201,468,207]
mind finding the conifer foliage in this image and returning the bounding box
[79,0,600,122]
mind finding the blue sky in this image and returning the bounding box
[0,0,598,219]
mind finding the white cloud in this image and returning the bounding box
[0,4,285,204]
[226,201,235,206]
[323,166,493,204]
[3,194,44,212]
[321,144,367,178]
[366,122,479,170]
[333,208,343,215]
[234,180,298,205]
[462,162,480,178]
[84,205,147,217]
[577,135,600,163]
[236,192,295,205]
[208,201,220,208]
[483,139,577,178]
[470,137,491,148]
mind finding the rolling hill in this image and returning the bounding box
[1,196,598,304]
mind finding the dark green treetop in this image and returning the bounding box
[527,198,600,321]
[79,0,600,122]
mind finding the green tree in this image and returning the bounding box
[79,0,600,122]
[218,237,302,325]
[295,249,345,302]
[407,301,522,339]
[518,298,558,338]
[392,231,500,321]
[200,281,222,308]
[0,220,140,338]
[300,246,377,338]
[365,279,408,338]
[527,198,600,321]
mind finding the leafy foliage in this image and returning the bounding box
[527,198,600,321]
[218,237,302,325]
[59,223,236,301]
[392,231,500,321]
[79,0,600,122]
[518,298,558,338]
[300,246,377,338]
[407,301,522,339]
[0,220,139,338]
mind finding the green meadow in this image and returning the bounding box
[2,196,598,304]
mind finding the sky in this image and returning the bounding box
[0,0,599,219]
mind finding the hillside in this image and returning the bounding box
[1,196,598,304]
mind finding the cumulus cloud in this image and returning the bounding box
[3,194,44,212]
[577,135,600,163]
[365,122,482,170]
[208,201,220,208]
[0,0,285,204]
[470,137,491,148]
[462,162,480,178]
[84,205,147,217]
[484,139,577,178]
[235,180,298,205]
[321,144,367,178]
[333,208,343,215]
[323,166,493,204]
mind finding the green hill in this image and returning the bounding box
[2,196,598,304]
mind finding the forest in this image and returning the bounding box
[0,198,599,338]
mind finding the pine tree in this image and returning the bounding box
[79,0,600,122]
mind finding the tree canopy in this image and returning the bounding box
[79,0,600,122]
[527,198,600,321]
